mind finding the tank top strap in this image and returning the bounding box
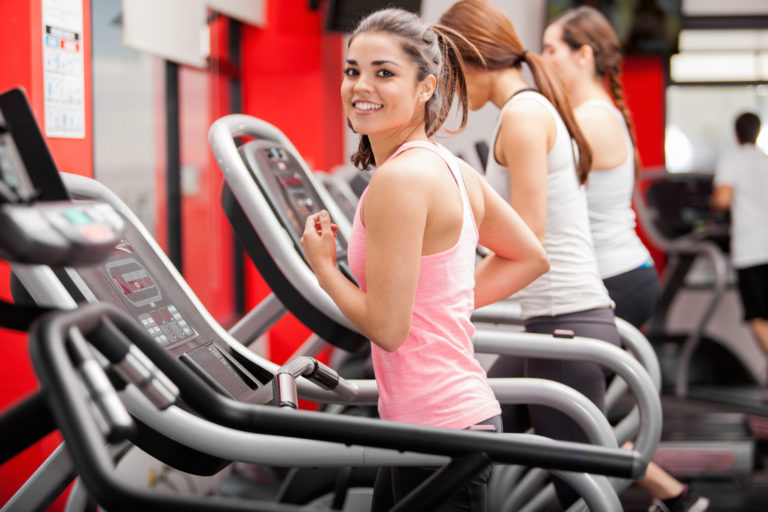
[386,140,477,237]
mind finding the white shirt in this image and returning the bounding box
[578,99,652,278]
[485,91,611,319]
[714,143,768,268]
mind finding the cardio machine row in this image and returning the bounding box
[0,83,659,512]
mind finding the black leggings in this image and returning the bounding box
[603,265,660,329]
[486,307,621,508]
[371,415,502,512]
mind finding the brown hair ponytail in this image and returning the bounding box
[523,50,592,184]
[606,70,642,178]
[439,0,593,184]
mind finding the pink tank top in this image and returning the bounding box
[347,140,501,429]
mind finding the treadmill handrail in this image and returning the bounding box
[473,327,662,467]
[472,304,662,449]
[633,173,736,397]
[208,115,356,333]
[27,309,315,512]
[37,301,644,479]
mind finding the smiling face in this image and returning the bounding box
[341,32,434,139]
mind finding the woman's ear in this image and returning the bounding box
[419,74,437,103]
[577,43,594,68]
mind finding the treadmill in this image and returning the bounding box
[208,114,669,510]
[632,169,758,477]
[0,90,646,510]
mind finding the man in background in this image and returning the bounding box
[712,112,768,392]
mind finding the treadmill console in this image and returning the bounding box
[215,116,366,353]
[0,89,124,266]
[67,220,268,402]
[104,246,194,346]
[240,140,355,280]
[0,87,268,404]
[0,201,124,266]
[643,173,729,250]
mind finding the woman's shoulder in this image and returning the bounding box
[498,95,556,148]
[501,93,556,129]
[370,145,446,190]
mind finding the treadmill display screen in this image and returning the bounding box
[243,142,349,264]
[0,126,37,202]
[102,243,196,347]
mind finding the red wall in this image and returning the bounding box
[0,1,92,508]
[624,56,666,169]
[624,56,667,271]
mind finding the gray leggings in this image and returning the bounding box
[486,307,621,508]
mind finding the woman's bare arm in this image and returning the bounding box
[457,159,549,309]
[301,156,427,352]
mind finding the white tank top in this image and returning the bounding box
[577,99,652,278]
[485,91,611,319]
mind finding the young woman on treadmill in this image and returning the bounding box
[300,7,549,511]
[541,7,709,512]
[439,0,619,508]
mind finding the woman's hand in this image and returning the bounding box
[300,210,338,275]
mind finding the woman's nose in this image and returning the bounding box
[353,73,373,94]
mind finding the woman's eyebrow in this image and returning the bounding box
[345,58,400,67]
[372,60,400,66]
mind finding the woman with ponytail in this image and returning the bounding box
[440,0,630,508]
[300,8,548,510]
[542,5,660,331]
[541,7,709,512]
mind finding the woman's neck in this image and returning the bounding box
[369,123,429,168]
[490,68,531,110]
[568,74,612,109]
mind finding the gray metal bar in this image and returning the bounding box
[121,385,446,467]
[471,298,523,325]
[552,472,621,512]
[285,333,329,362]
[500,466,550,512]
[675,241,730,397]
[484,379,616,448]
[517,472,622,512]
[1,444,75,512]
[227,293,286,346]
[473,328,662,468]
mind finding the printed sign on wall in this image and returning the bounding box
[43,0,85,138]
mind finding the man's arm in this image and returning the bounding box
[711,184,733,211]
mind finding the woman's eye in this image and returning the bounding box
[343,68,358,77]
[377,69,394,78]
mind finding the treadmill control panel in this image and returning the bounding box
[102,243,196,347]
[0,88,267,404]
[71,232,265,401]
[241,141,354,280]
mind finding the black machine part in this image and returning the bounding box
[33,301,644,477]
[29,302,645,510]
[0,200,125,266]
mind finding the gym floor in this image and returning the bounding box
[620,395,768,511]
